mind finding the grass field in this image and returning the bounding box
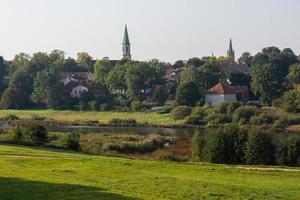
[0,145,300,200]
[0,110,184,126]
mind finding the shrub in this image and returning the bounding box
[245,130,275,165]
[170,106,192,120]
[184,115,206,125]
[30,114,46,121]
[192,132,205,161]
[88,101,99,111]
[27,125,48,145]
[249,113,277,125]
[227,101,242,114]
[11,127,24,144]
[273,117,289,129]
[65,131,81,151]
[131,101,143,112]
[218,102,229,113]
[157,152,188,162]
[109,118,138,126]
[0,114,19,121]
[99,103,111,111]
[191,107,206,119]
[286,137,300,166]
[205,114,232,125]
[233,106,258,124]
[281,89,300,113]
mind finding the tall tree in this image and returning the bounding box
[175,82,201,106]
[287,64,300,84]
[76,52,94,71]
[251,63,284,105]
[94,59,112,85]
[238,52,253,67]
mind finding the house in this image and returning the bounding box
[205,82,249,107]
[59,72,93,86]
[63,81,106,99]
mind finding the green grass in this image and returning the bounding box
[0,110,184,126]
[0,145,300,199]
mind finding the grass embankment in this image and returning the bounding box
[0,110,184,127]
[0,145,300,200]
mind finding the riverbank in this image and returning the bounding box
[0,144,299,200]
[0,110,187,128]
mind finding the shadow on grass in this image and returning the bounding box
[0,177,142,200]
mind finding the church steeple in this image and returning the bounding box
[227,38,235,61]
[122,25,131,60]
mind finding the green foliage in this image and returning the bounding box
[27,125,48,145]
[175,82,201,106]
[249,113,277,125]
[227,101,242,114]
[245,130,275,165]
[286,137,300,166]
[233,106,258,124]
[287,63,300,84]
[109,118,138,126]
[94,59,112,84]
[0,114,19,121]
[170,106,192,120]
[281,89,300,113]
[11,127,24,144]
[157,152,188,162]
[251,63,284,105]
[229,72,251,87]
[205,113,232,125]
[192,132,205,160]
[131,101,143,112]
[0,87,29,109]
[65,131,81,151]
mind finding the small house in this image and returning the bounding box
[205,82,249,107]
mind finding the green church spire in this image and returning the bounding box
[123,25,130,45]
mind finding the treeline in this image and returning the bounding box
[0,46,299,111]
[192,125,300,166]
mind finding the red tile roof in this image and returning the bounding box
[206,82,249,95]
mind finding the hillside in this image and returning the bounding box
[0,145,299,200]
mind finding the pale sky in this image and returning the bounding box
[0,0,299,62]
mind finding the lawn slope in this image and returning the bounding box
[0,145,300,200]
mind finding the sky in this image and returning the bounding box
[0,0,299,63]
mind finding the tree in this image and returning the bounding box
[281,89,300,113]
[125,62,156,99]
[175,82,201,106]
[238,52,253,67]
[76,52,94,71]
[187,57,203,68]
[245,130,275,165]
[287,64,300,84]
[172,60,185,69]
[0,87,29,109]
[199,62,222,91]
[107,63,128,93]
[180,67,202,92]
[94,59,112,84]
[31,69,62,108]
[61,57,85,72]
[229,71,251,87]
[251,64,284,105]
[8,53,31,76]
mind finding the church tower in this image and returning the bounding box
[122,25,131,60]
[227,38,235,61]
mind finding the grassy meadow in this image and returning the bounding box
[0,145,300,200]
[0,110,184,126]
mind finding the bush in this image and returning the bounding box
[27,125,48,145]
[0,114,19,121]
[273,117,289,129]
[131,101,143,112]
[227,101,242,114]
[11,127,24,144]
[191,107,206,118]
[157,152,188,162]
[205,114,232,125]
[30,114,46,121]
[281,89,300,113]
[192,132,205,161]
[233,106,259,124]
[88,101,99,111]
[286,137,300,166]
[170,106,192,120]
[245,130,275,165]
[109,118,138,126]
[218,102,229,113]
[184,115,206,125]
[99,103,111,111]
[249,113,277,125]
[65,131,81,151]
